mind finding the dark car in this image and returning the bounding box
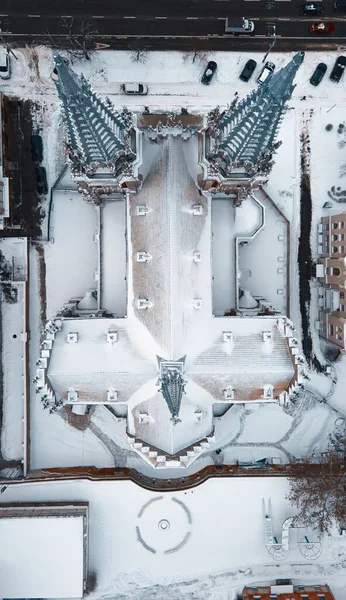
[310,62,327,85]
[330,55,346,82]
[201,61,217,85]
[35,166,48,195]
[301,2,325,14]
[239,59,257,82]
[31,135,43,163]
[334,0,346,11]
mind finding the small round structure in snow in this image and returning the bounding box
[158,519,170,531]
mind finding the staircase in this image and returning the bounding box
[127,430,215,469]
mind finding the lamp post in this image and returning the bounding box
[262,35,276,64]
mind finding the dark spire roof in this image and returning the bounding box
[214,52,304,169]
[53,54,135,168]
[157,356,186,424]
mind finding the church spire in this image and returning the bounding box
[157,356,186,424]
[213,52,304,170]
[53,54,135,170]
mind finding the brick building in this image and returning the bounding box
[317,211,346,349]
[243,581,335,600]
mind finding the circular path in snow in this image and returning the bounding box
[137,496,192,554]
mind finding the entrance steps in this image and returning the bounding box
[127,430,215,469]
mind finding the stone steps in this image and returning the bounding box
[127,430,215,469]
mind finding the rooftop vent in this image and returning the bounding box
[262,384,274,399]
[193,251,203,263]
[67,387,79,403]
[193,298,203,309]
[67,332,78,343]
[107,329,118,344]
[107,388,118,402]
[137,298,152,309]
[192,204,203,216]
[136,205,149,216]
[262,331,272,342]
[136,251,151,262]
[223,386,234,400]
[223,331,233,343]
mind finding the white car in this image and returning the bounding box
[121,83,148,95]
[0,54,11,79]
[257,61,275,85]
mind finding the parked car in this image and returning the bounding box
[309,21,335,33]
[35,166,48,195]
[201,61,217,85]
[257,61,275,85]
[330,55,346,82]
[239,59,257,82]
[0,54,11,79]
[301,2,325,14]
[334,0,346,11]
[121,83,148,95]
[31,135,43,163]
[310,62,327,85]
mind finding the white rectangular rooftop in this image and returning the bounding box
[0,515,84,598]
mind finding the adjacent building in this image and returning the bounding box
[243,581,335,600]
[317,211,346,350]
[0,502,88,598]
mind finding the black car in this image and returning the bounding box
[31,135,43,163]
[201,61,217,85]
[330,55,346,82]
[301,2,325,14]
[239,59,257,82]
[35,166,48,195]
[310,62,327,86]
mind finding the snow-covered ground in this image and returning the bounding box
[0,477,345,600]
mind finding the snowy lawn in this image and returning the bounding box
[0,477,345,600]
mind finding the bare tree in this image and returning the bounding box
[45,18,98,61]
[287,432,346,534]
[183,49,208,64]
[130,42,148,64]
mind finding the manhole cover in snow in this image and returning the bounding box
[136,496,192,554]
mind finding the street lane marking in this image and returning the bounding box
[123,16,136,19]
[92,15,105,18]
[155,16,168,19]
[28,15,40,17]
[186,16,199,19]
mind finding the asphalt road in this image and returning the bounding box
[1,0,346,50]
